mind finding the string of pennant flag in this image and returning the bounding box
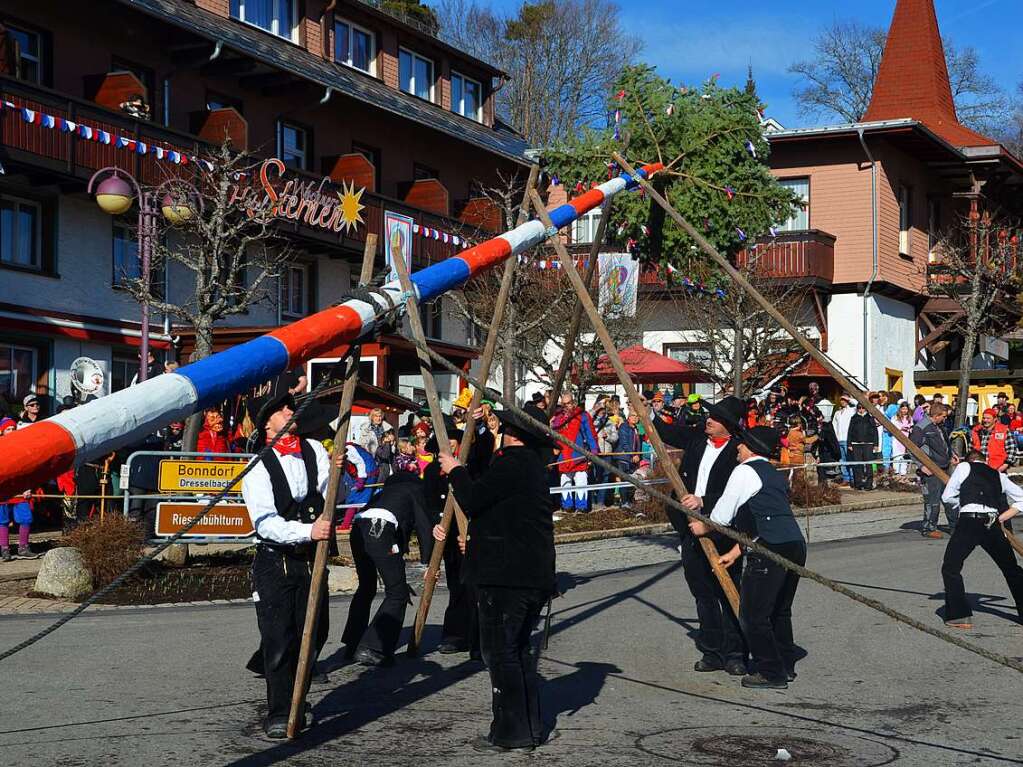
[0,98,216,170]
[412,222,470,247]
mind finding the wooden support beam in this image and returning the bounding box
[529,187,741,615]
[287,234,378,738]
[549,200,615,408]
[409,164,540,655]
[811,289,828,353]
[917,313,964,352]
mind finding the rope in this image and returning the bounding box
[0,345,365,663]
[410,337,1023,675]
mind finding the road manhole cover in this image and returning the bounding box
[635,726,899,766]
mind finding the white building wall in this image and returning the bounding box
[825,293,867,386]
[826,292,917,399]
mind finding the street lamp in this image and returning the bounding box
[87,168,202,382]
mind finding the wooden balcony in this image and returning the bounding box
[736,229,835,284]
[0,75,477,264]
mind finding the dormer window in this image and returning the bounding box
[335,18,375,74]
[399,48,434,102]
[230,0,297,41]
[451,72,482,122]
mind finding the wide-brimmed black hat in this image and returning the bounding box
[246,375,296,433]
[740,425,780,458]
[495,403,555,449]
[426,414,464,453]
[703,395,746,433]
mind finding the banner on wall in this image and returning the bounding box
[597,252,639,317]
[384,211,416,284]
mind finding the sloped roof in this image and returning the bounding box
[862,0,996,148]
[118,0,532,164]
[594,345,711,385]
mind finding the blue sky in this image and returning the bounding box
[484,0,1021,129]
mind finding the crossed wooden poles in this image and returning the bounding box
[286,154,1023,736]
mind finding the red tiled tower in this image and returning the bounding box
[862,0,996,148]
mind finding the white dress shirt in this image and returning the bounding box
[832,404,855,442]
[241,440,330,545]
[941,461,1023,515]
[709,456,769,526]
[694,440,728,498]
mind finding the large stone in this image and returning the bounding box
[157,543,189,568]
[327,565,359,594]
[34,548,92,600]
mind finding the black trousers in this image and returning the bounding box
[251,546,328,725]
[942,516,1023,622]
[739,540,805,682]
[681,534,746,664]
[343,518,410,657]
[477,585,547,748]
[442,536,479,651]
[850,443,874,489]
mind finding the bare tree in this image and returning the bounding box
[926,212,1022,427]
[650,255,813,397]
[434,0,641,146]
[789,21,1009,134]
[120,142,294,364]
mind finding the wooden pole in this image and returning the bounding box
[613,151,1023,558]
[549,199,615,408]
[409,164,540,655]
[529,188,741,615]
[287,233,378,739]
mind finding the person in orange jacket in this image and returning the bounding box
[971,408,1018,472]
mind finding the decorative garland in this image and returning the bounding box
[0,97,214,170]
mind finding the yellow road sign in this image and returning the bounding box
[158,459,246,494]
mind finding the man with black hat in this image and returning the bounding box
[424,413,493,655]
[240,377,333,738]
[691,425,806,689]
[436,403,555,752]
[341,470,432,665]
[653,395,747,676]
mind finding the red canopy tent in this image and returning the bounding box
[594,345,710,384]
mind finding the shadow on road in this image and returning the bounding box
[541,655,1023,765]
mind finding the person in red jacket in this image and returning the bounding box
[971,408,1018,472]
[551,393,599,513]
[196,408,231,457]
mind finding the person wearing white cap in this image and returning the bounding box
[18,394,41,428]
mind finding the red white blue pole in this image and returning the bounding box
[0,163,661,497]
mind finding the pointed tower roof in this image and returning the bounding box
[862,0,995,148]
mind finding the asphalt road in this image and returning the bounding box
[1,507,1021,767]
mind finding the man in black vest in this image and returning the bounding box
[691,426,806,689]
[939,449,1023,628]
[437,403,555,752]
[341,471,432,665]
[654,395,746,675]
[241,378,333,738]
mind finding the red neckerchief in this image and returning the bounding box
[708,436,730,449]
[272,435,302,456]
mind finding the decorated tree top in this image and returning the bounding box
[545,65,798,283]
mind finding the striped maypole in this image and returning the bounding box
[0,163,661,498]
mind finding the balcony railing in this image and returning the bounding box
[0,75,476,264]
[736,229,835,283]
